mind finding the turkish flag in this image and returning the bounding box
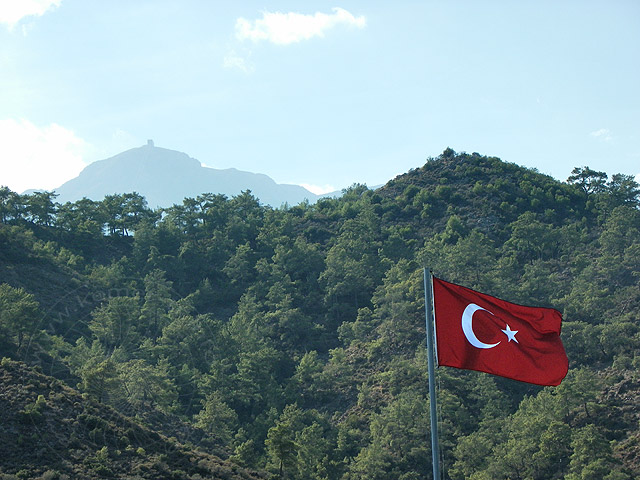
[432,276,568,386]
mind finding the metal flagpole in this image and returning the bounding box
[423,268,440,480]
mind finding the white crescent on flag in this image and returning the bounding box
[461,303,500,349]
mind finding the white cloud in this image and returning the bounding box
[0,118,90,193]
[223,49,255,73]
[300,183,337,195]
[0,0,61,29]
[235,7,366,45]
[590,128,612,142]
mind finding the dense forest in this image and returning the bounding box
[1,149,639,479]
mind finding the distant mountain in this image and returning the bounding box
[51,141,330,208]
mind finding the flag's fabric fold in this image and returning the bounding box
[432,276,568,386]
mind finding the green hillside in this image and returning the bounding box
[1,149,639,479]
[0,358,266,479]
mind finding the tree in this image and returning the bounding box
[606,173,640,207]
[226,190,264,245]
[197,192,232,232]
[502,212,561,264]
[419,227,497,292]
[25,191,58,226]
[269,236,325,312]
[117,358,178,412]
[229,346,285,420]
[265,405,305,478]
[0,187,27,224]
[565,425,618,480]
[102,192,156,236]
[567,166,608,196]
[363,261,424,359]
[195,391,239,444]
[320,207,385,327]
[89,296,141,354]
[79,356,120,404]
[287,351,324,407]
[347,390,430,479]
[0,186,15,224]
[0,283,42,352]
[295,421,331,480]
[223,242,257,299]
[139,269,174,340]
[163,197,203,236]
[157,312,224,372]
[56,197,107,236]
[262,280,315,353]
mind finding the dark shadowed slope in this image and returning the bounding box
[0,358,267,479]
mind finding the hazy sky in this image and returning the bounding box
[1,0,639,195]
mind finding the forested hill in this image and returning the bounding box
[377,148,587,236]
[1,149,639,479]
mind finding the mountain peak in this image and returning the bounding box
[53,143,322,208]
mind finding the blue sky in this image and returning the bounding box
[1,1,639,195]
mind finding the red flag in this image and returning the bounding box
[432,276,568,386]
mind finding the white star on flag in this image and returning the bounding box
[501,324,519,343]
